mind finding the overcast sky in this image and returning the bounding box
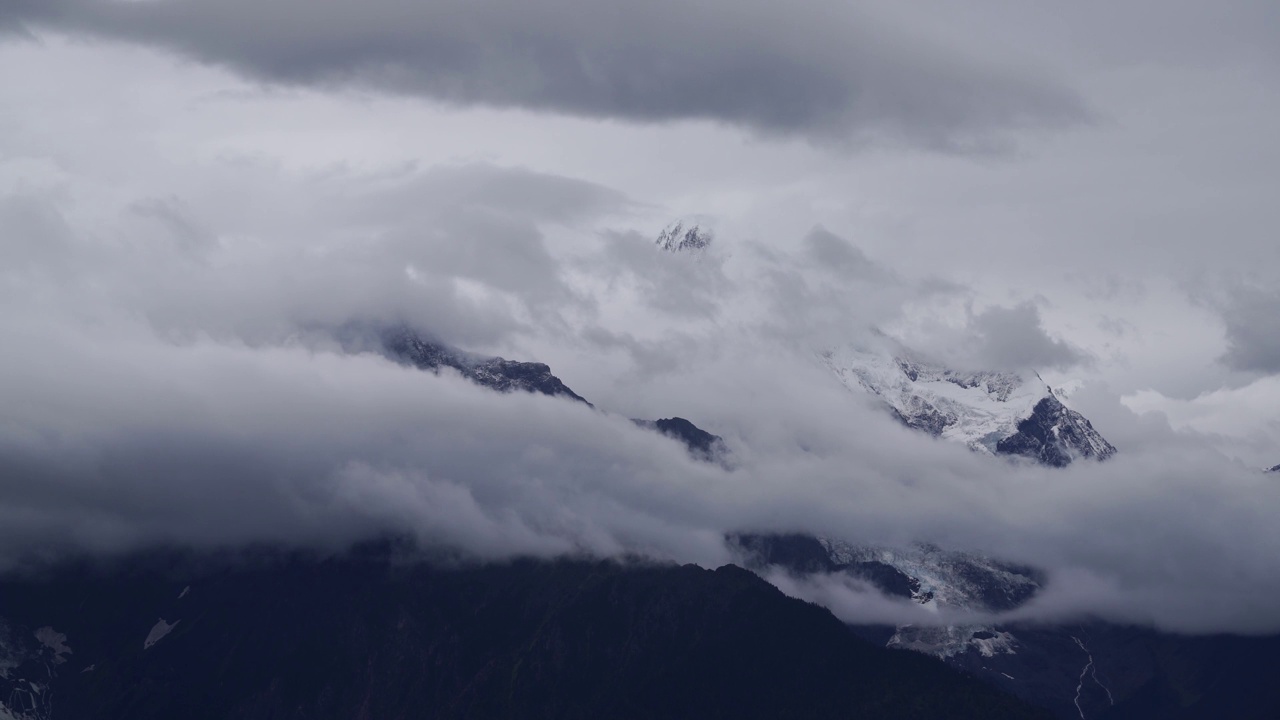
[2,1,1280,633]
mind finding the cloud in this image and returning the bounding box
[0,31,1278,639]
[967,302,1087,370]
[14,0,1091,150]
[1219,286,1280,374]
[591,227,730,320]
[3,165,1280,636]
[0,161,628,351]
[802,226,884,281]
[900,301,1088,373]
[1122,376,1280,468]
[3,305,1280,634]
[0,9,34,38]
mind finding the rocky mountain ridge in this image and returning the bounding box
[380,326,592,406]
[0,548,1049,720]
[820,345,1116,467]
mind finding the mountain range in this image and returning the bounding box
[356,327,1280,719]
[0,322,1273,719]
[0,545,1048,720]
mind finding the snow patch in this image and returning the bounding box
[819,538,1038,659]
[144,619,179,649]
[1071,636,1114,717]
[655,221,712,253]
[32,629,69,666]
[821,346,1046,453]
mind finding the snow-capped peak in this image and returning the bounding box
[655,221,711,252]
[821,343,1115,466]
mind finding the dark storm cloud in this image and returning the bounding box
[18,0,1091,149]
[1218,286,1280,374]
[0,0,41,33]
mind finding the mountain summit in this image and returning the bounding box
[655,221,712,252]
[821,345,1115,467]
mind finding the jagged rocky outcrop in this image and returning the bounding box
[821,345,1115,467]
[633,417,727,462]
[376,327,735,462]
[655,221,712,252]
[380,326,591,405]
[995,395,1115,467]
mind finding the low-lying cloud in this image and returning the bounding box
[3,306,1280,634]
[3,158,1280,637]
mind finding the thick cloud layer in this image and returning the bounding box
[3,150,1280,635]
[14,0,1089,150]
[4,294,1280,634]
[2,3,1280,638]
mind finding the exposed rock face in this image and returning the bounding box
[996,396,1116,467]
[655,221,712,252]
[380,326,591,405]
[820,345,1115,467]
[377,327,739,463]
[633,417,727,462]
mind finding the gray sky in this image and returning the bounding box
[2,1,1280,633]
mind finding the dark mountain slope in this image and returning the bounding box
[381,326,591,405]
[0,549,1047,720]
[633,417,727,461]
[378,325,731,460]
[732,533,1280,720]
[996,395,1115,467]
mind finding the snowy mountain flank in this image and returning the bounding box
[820,345,1115,467]
[655,221,712,253]
[733,533,1041,658]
